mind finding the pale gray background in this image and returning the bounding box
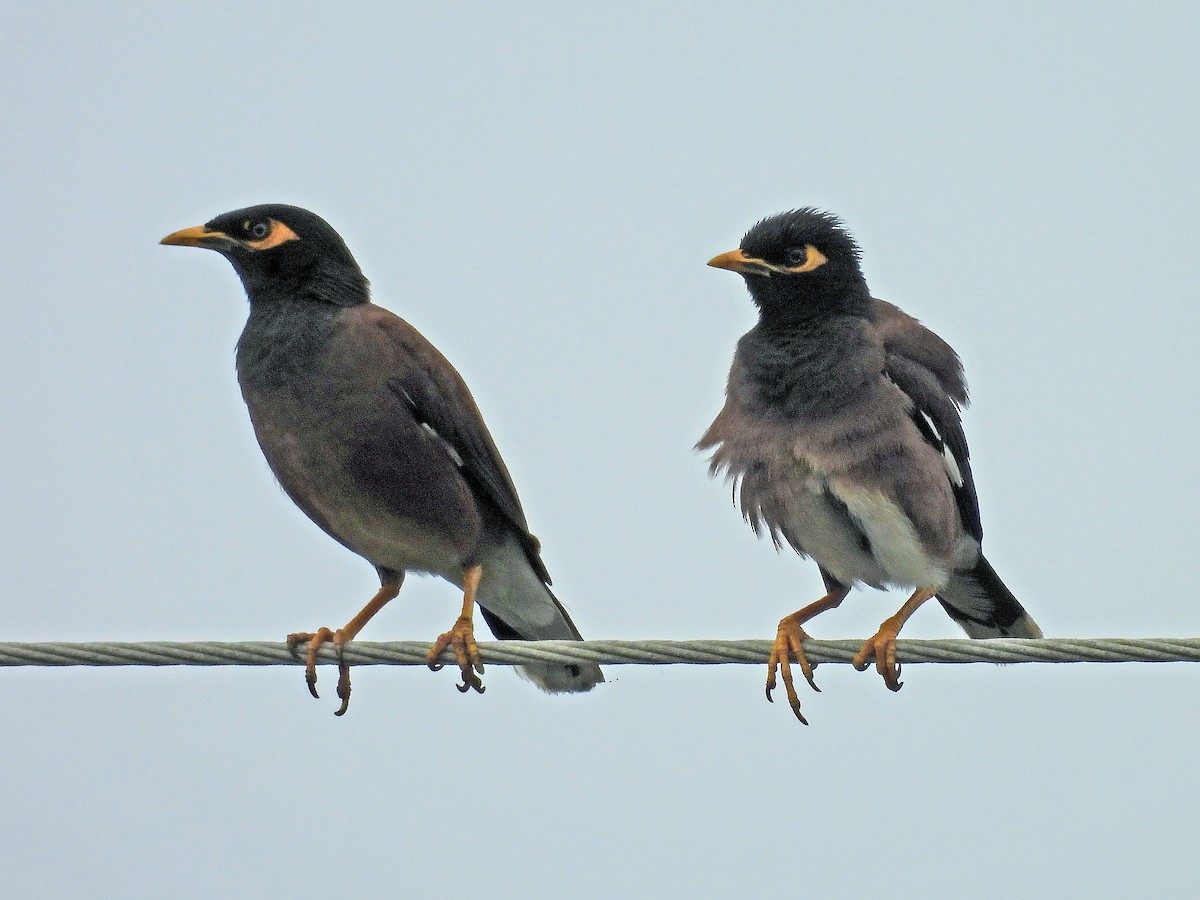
[3,3,1197,897]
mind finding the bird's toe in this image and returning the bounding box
[286,626,360,711]
[427,615,486,694]
[853,630,903,692]
[765,617,817,724]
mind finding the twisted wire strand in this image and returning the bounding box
[0,637,1198,668]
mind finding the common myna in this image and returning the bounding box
[162,204,603,714]
[699,208,1039,723]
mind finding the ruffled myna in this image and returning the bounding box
[699,208,1039,723]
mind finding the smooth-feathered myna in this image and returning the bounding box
[699,208,1040,723]
[161,204,603,714]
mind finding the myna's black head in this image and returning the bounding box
[161,204,369,307]
[708,208,871,321]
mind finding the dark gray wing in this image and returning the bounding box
[873,299,968,404]
[349,305,549,582]
[386,373,551,583]
[883,338,983,544]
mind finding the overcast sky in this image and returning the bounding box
[3,3,1198,897]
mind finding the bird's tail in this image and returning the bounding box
[474,536,604,693]
[936,554,1042,639]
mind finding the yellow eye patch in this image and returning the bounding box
[781,244,827,273]
[244,220,300,251]
[707,244,828,276]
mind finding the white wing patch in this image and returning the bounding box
[420,422,464,467]
[941,446,964,488]
[916,409,964,488]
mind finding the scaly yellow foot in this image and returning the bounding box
[427,614,485,694]
[284,576,402,717]
[852,624,904,692]
[852,587,938,693]
[765,615,821,724]
[286,627,354,715]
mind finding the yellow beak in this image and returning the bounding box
[707,248,771,275]
[160,225,233,248]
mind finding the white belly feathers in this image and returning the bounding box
[727,440,950,591]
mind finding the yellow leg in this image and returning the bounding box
[426,564,486,694]
[286,577,402,716]
[766,585,851,724]
[852,587,938,691]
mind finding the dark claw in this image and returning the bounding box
[305,670,320,700]
[333,663,352,715]
[428,619,486,695]
[784,678,808,725]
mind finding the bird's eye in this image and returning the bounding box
[250,221,270,240]
[785,247,808,266]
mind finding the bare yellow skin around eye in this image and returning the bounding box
[707,244,828,276]
[781,244,827,274]
[244,220,300,251]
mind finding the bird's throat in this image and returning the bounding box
[236,300,340,394]
[736,316,883,421]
